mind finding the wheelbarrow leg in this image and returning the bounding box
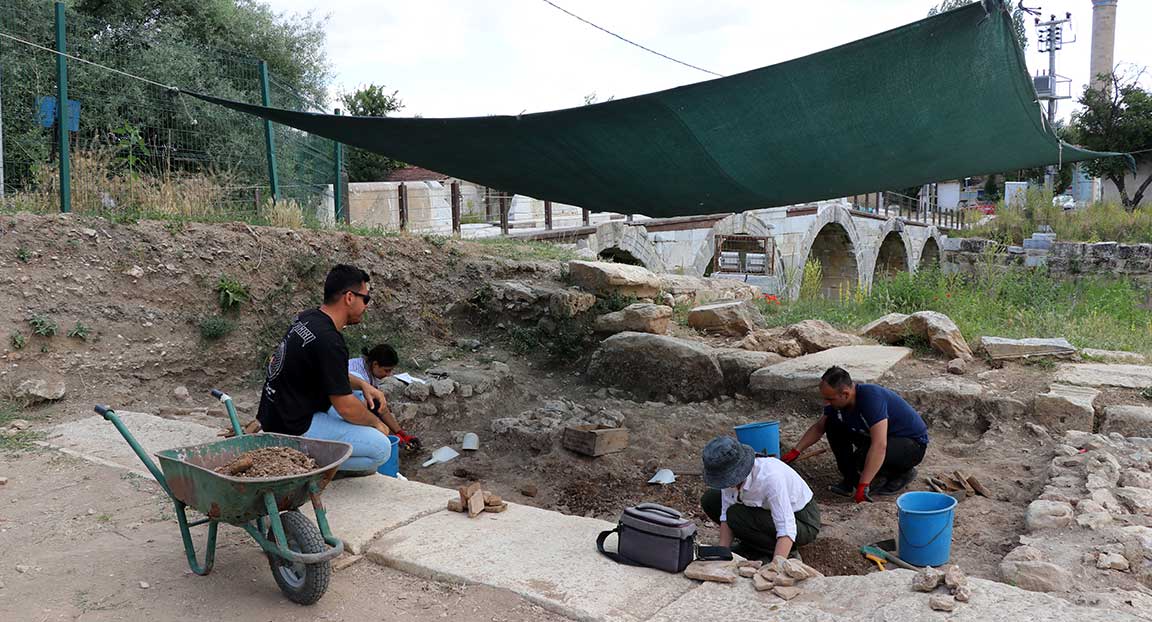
[174,500,218,575]
[308,481,342,549]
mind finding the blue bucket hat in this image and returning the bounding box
[702,436,755,489]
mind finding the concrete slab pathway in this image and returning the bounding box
[306,475,456,554]
[366,502,697,622]
[43,411,221,476]
[1054,363,1152,389]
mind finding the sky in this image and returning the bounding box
[267,0,1151,121]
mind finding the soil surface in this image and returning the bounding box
[215,447,317,478]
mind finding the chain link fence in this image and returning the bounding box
[0,1,338,223]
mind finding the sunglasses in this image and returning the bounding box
[347,290,371,305]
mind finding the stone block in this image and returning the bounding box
[980,337,1077,360]
[1032,384,1098,433]
[568,260,661,298]
[1055,364,1152,389]
[1024,500,1074,532]
[1102,405,1152,438]
[687,300,766,336]
[749,346,911,394]
[594,303,673,335]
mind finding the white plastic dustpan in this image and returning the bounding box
[422,446,460,467]
[648,469,676,485]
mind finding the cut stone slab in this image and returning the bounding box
[1102,405,1152,438]
[907,311,973,360]
[783,320,862,354]
[305,476,456,555]
[1054,364,1152,389]
[687,300,767,336]
[858,312,909,343]
[1114,487,1152,514]
[568,260,661,298]
[749,346,912,394]
[657,274,759,305]
[1032,384,1099,433]
[588,332,723,402]
[980,337,1077,360]
[367,502,696,622]
[1024,500,1074,532]
[716,349,785,395]
[1081,348,1147,364]
[43,412,220,476]
[645,570,1141,622]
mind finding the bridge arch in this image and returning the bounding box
[791,205,864,299]
[869,219,913,282]
[917,232,943,271]
[588,221,666,272]
[689,212,775,277]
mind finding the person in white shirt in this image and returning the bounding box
[700,436,821,561]
[348,344,398,388]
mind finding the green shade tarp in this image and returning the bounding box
[190,0,1116,218]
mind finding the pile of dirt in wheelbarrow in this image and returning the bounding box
[215,447,317,478]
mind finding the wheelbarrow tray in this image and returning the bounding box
[155,433,352,525]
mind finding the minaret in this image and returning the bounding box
[1090,0,1118,91]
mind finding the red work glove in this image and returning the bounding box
[854,482,872,504]
[781,449,801,464]
[394,430,421,451]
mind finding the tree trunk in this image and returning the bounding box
[1131,172,1152,210]
[1109,174,1132,210]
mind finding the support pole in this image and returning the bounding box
[54,2,70,213]
[544,200,553,230]
[258,60,279,203]
[398,182,408,231]
[333,108,344,224]
[450,181,461,236]
[499,193,509,235]
[582,207,590,226]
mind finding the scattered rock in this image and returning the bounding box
[947,358,967,375]
[173,386,191,401]
[861,311,972,359]
[15,564,30,573]
[15,377,66,403]
[715,349,784,395]
[737,566,758,578]
[782,319,861,353]
[752,572,773,591]
[547,290,598,319]
[587,333,723,402]
[124,265,145,279]
[683,560,736,583]
[1101,405,1152,438]
[772,586,801,601]
[979,336,1077,360]
[139,581,150,589]
[1032,384,1099,433]
[686,300,767,336]
[739,329,804,358]
[0,477,7,486]
[928,594,956,612]
[1024,500,1074,531]
[1097,552,1130,572]
[490,401,623,451]
[1114,487,1152,514]
[7,419,30,431]
[593,303,673,335]
[455,338,482,351]
[430,379,455,398]
[944,565,968,590]
[567,261,661,298]
[773,574,796,587]
[1120,469,1152,489]
[519,483,538,497]
[1080,348,1146,364]
[953,584,972,602]
[858,312,909,343]
[404,381,431,402]
[912,567,944,592]
[999,546,1071,593]
[656,274,759,306]
[737,560,763,570]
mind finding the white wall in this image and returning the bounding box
[1101,162,1152,207]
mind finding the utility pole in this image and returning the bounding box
[1034,12,1074,190]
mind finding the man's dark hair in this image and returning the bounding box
[821,366,853,390]
[323,264,370,303]
[363,344,399,367]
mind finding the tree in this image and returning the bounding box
[339,84,406,182]
[1069,72,1152,210]
[928,0,1028,51]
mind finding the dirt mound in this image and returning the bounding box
[798,537,870,576]
[215,447,317,478]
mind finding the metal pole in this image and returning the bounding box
[450,181,461,236]
[582,207,590,226]
[398,182,408,231]
[333,108,344,224]
[499,193,509,235]
[54,2,70,213]
[544,200,553,230]
[258,60,280,203]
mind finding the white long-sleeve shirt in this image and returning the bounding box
[719,457,814,541]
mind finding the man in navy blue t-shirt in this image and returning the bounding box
[781,366,928,503]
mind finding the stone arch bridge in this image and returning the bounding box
[516,201,950,298]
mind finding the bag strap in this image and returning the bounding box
[596,526,644,567]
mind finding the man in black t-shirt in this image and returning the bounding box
[257,264,414,473]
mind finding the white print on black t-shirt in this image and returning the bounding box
[290,321,316,347]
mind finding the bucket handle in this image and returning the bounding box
[901,519,952,549]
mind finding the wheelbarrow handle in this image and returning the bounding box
[209,389,244,437]
[210,389,225,399]
[94,404,112,418]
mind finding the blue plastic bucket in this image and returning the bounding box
[734,421,780,458]
[376,435,400,477]
[897,491,957,567]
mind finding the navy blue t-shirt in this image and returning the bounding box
[823,384,929,445]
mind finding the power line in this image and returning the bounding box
[537,0,723,78]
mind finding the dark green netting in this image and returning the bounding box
[189,0,1118,218]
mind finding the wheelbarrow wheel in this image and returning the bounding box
[266,510,331,605]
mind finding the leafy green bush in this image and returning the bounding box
[28,314,57,337]
[216,275,249,312]
[67,322,91,340]
[9,331,26,350]
[199,316,235,340]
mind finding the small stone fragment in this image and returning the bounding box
[1097,552,1130,572]
[15,564,30,573]
[519,483,538,498]
[483,503,508,513]
[953,584,972,602]
[758,567,779,582]
[484,493,503,507]
[773,586,801,601]
[738,566,757,578]
[944,565,968,589]
[752,572,774,591]
[332,554,363,572]
[467,489,485,518]
[737,559,764,570]
[780,558,811,579]
[0,477,7,486]
[173,386,190,400]
[912,567,944,592]
[139,581,150,589]
[929,594,956,612]
[773,574,796,587]
[684,560,737,583]
[947,358,967,375]
[446,499,464,513]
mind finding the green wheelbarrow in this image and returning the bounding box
[94,389,352,605]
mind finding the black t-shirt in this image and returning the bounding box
[257,309,352,435]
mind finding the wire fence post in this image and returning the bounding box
[333,108,344,224]
[258,60,279,203]
[54,1,70,213]
[499,192,509,235]
[450,181,461,236]
[582,207,590,226]
[398,182,408,231]
[544,200,553,230]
